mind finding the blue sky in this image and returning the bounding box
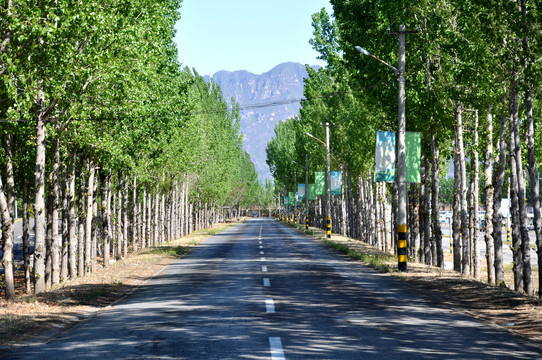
[174,0,333,76]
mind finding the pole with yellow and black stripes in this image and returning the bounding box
[398,224,407,271]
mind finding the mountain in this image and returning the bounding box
[208,62,318,180]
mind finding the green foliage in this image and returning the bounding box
[0,0,262,213]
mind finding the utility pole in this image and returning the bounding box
[390,24,416,271]
[326,122,331,238]
[305,154,309,230]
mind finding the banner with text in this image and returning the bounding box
[406,132,421,183]
[308,184,316,200]
[315,171,325,195]
[298,184,305,200]
[288,192,294,206]
[374,131,396,182]
[331,171,342,195]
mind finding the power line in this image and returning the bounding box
[0,81,391,122]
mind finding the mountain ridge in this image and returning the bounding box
[207,62,319,180]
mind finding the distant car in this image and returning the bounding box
[252,212,259,218]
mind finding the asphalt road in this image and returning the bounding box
[4,218,542,359]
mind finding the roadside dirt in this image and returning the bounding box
[301,224,542,346]
[0,223,235,348]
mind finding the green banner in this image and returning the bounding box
[406,132,421,183]
[288,192,294,206]
[315,171,325,196]
[308,184,316,200]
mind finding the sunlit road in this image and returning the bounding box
[4,218,542,359]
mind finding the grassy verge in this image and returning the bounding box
[0,222,237,348]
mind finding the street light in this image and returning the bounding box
[356,24,408,271]
[305,124,332,238]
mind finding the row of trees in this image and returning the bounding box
[0,0,269,300]
[267,1,541,296]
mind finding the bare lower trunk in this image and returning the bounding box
[132,176,138,252]
[61,159,69,281]
[102,170,112,268]
[123,175,128,258]
[493,110,507,286]
[510,85,532,295]
[457,103,470,275]
[0,174,15,300]
[22,178,31,293]
[84,149,95,275]
[472,110,480,280]
[484,105,495,285]
[1,133,15,300]
[453,108,462,273]
[68,153,77,279]
[431,127,443,267]
[34,118,47,293]
[77,172,86,277]
[509,85,524,293]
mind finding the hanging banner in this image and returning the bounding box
[330,171,342,195]
[375,131,396,182]
[298,184,305,200]
[315,171,325,195]
[406,132,421,183]
[284,196,288,206]
[308,184,316,200]
[288,192,294,206]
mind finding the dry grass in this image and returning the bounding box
[294,222,542,345]
[0,222,236,348]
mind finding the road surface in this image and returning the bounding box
[4,218,542,359]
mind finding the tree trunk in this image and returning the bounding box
[0,174,15,300]
[68,153,77,279]
[123,174,128,258]
[77,170,86,277]
[1,133,15,300]
[453,106,462,273]
[431,126,443,267]
[472,110,481,280]
[84,148,95,275]
[525,88,542,296]
[91,169,98,271]
[457,102,470,275]
[510,84,532,295]
[60,158,69,282]
[509,85,524,293]
[132,176,138,253]
[22,178,31,293]
[34,118,47,293]
[493,109,507,286]
[484,105,495,285]
[102,170,112,268]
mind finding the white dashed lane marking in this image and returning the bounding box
[269,337,285,360]
[260,251,264,255]
[265,299,275,313]
[263,278,270,287]
[262,265,267,272]
[261,257,266,262]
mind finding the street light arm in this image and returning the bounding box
[355,45,400,74]
[305,132,326,147]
